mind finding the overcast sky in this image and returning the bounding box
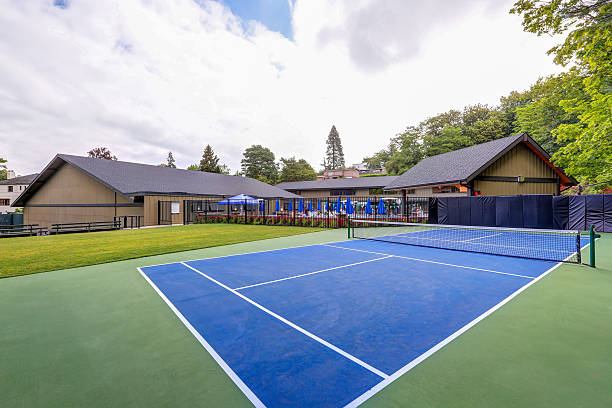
[1,0,563,175]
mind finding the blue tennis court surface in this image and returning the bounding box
[139,236,584,407]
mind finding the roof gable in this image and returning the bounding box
[385,133,575,190]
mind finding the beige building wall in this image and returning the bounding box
[473,143,559,195]
[23,162,143,228]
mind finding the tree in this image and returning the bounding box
[187,164,199,171]
[513,71,587,155]
[278,157,317,182]
[423,126,472,157]
[87,147,117,160]
[219,164,231,175]
[511,0,612,188]
[241,145,278,183]
[160,151,176,168]
[324,125,345,169]
[0,157,7,181]
[199,145,221,173]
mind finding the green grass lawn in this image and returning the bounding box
[0,224,321,278]
[0,230,610,407]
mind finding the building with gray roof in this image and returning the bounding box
[13,154,298,227]
[384,133,577,196]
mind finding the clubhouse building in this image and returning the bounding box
[12,154,298,228]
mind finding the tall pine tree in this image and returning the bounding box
[324,125,345,169]
[161,151,176,168]
[199,145,221,173]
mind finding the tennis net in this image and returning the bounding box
[350,219,583,263]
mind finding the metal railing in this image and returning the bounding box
[184,196,430,228]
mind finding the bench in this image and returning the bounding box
[0,224,47,237]
[50,221,121,234]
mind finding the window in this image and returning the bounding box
[432,185,460,194]
[0,199,9,205]
[8,186,13,192]
[330,189,355,196]
[406,189,416,195]
[171,201,180,214]
[369,188,383,195]
[133,196,144,203]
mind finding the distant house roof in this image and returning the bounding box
[0,173,38,185]
[13,154,298,206]
[276,175,399,191]
[385,133,577,190]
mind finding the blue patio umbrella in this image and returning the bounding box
[377,199,386,215]
[365,198,373,215]
[325,201,329,211]
[259,201,265,212]
[275,200,280,211]
[298,198,304,212]
[217,194,259,205]
[336,197,342,213]
[346,197,354,214]
[308,200,313,212]
[288,200,293,211]
[317,201,321,211]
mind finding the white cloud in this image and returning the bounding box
[0,0,563,175]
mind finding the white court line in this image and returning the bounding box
[180,262,389,380]
[233,256,392,291]
[459,232,504,242]
[344,239,594,408]
[323,244,535,280]
[137,268,265,408]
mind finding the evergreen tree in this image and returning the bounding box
[166,151,176,168]
[199,145,221,173]
[187,164,199,171]
[324,125,345,169]
[160,151,176,168]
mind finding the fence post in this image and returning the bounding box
[402,190,407,222]
[347,216,351,239]
[292,199,296,226]
[227,198,230,223]
[374,196,378,220]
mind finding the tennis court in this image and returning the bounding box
[139,223,591,407]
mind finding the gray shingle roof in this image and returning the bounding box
[13,154,298,206]
[0,173,38,185]
[276,175,399,191]
[385,133,558,189]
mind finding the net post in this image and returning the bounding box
[589,225,595,268]
[347,216,351,239]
